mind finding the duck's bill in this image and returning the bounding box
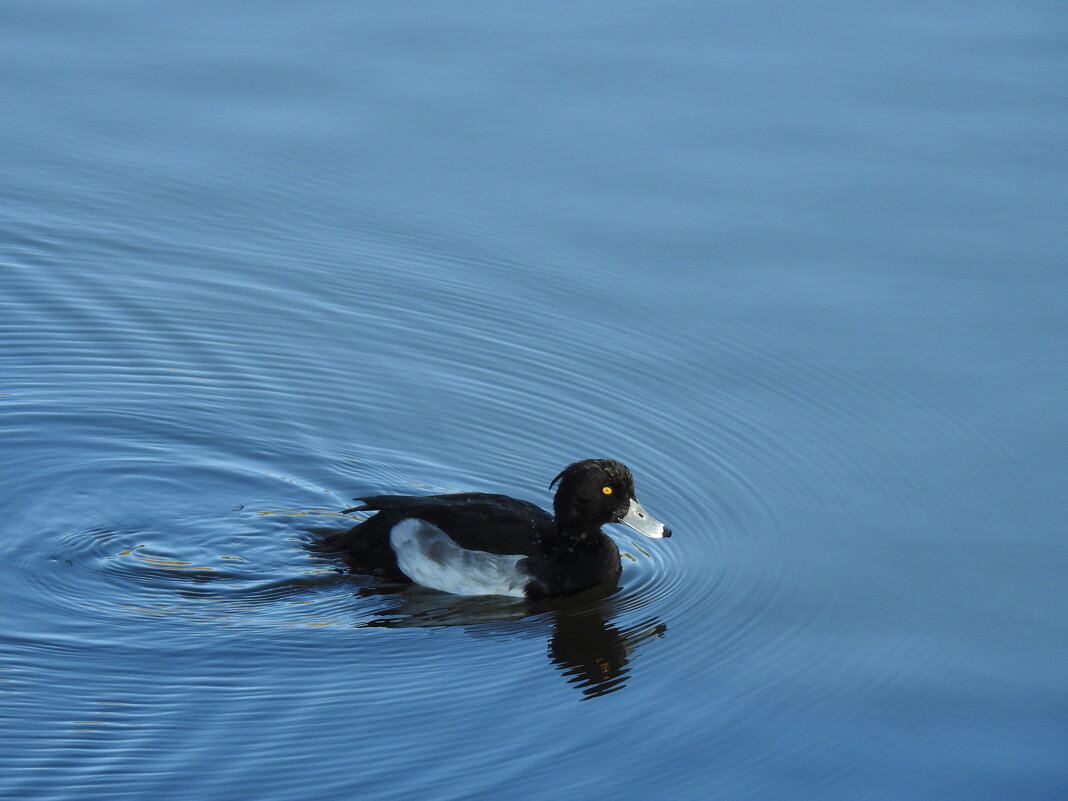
[621,497,672,539]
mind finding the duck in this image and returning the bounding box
[324,459,670,600]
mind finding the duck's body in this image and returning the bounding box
[324,459,670,600]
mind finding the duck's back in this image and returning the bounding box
[324,493,556,579]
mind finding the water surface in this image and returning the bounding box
[2,1,1066,799]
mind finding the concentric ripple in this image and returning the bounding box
[4,20,1064,794]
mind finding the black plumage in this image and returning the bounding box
[321,459,669,600]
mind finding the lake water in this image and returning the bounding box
[2,1,1066,799]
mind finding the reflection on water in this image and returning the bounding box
[61,522,669,699]
[367,590,667,700]
[546,606,667,700]
[311,534,669,699]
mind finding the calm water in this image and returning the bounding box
[3,1,1066,799]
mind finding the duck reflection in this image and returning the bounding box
[356,584,667,700]
[546,602,666,699]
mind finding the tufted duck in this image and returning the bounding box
[325,459,670,600]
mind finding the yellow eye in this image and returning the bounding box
[602,486,613,495]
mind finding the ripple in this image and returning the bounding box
[3,143,1057,801]
[4,233,1011,726]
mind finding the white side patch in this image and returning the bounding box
[389,518,529,598]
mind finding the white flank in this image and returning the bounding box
[389,518,529,597]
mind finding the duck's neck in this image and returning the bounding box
[550,493,610,545]
[553,511,606,547]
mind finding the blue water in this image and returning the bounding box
[3,1,1066,798]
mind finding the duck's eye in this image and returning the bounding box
[602,486,613,495]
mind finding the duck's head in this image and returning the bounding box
[549,459,671,539]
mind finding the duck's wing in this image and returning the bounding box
[343,493,554,556]
[344,492,525,512]
[389,518,530,597]
[341,495,420,514]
